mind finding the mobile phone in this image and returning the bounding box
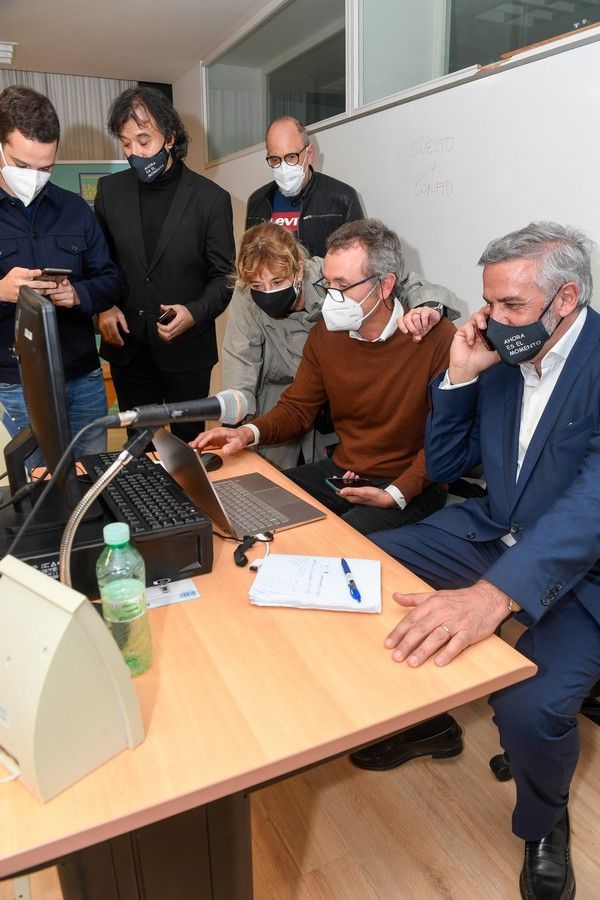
[157,307,176,325]
[35,267,73,279]
[477,326,495,351]
[325,475,373,492]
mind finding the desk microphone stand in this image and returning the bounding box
[59,429,155,588]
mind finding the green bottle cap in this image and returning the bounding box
[103,522,130,546]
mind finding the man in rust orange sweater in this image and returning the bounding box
[193,218,462,769]
[193,218,455,535]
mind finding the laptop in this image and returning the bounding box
[152,427,326,540]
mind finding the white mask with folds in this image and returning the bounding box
[0,143,51,206]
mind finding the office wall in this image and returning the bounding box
[51,162,128,201]
[176,36,600,320]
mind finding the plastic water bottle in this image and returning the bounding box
[96,522,153,677]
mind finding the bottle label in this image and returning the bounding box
[101,583,147,623]
[103,597,145,623]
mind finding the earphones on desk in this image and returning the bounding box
[234,531,273,567]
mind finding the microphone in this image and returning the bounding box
[105,389,249,428]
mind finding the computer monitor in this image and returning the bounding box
[4,286,85,523]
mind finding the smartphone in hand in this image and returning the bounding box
[157,307,176,325]
[325,475,373,492]
[34,267,73,280]
[476,326,495,351]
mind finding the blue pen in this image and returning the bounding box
[341,558,361,602]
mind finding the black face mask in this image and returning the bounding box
[485,288,562,366]
[127,144,169,183]
[250,283,299,319]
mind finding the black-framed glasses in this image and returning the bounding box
[266,144,308,169]
[313,274,379,301]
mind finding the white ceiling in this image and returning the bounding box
[0,0,273,84]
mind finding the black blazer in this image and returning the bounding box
[95,164,235,373]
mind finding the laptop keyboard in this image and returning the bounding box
[215,479,289,534]
[82,452,208,536]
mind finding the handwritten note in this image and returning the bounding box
[249,555,381,614]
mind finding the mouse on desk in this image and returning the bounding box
[199,451,223,472]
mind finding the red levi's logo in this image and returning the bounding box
[271,213,300,232]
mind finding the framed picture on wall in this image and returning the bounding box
[78,173,110,208]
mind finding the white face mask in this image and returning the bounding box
[321,284,381,332]
[0,143,51,206]
[273,159,307,197]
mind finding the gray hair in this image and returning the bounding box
[478,221,594,308]
[326,218,405,294]
[265,116,309,147]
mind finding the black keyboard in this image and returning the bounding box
[82,452,208,537]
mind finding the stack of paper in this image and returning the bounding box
[249,554,381,613]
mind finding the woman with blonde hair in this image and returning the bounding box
[222,222,333,469]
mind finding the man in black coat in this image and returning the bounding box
[95,87,235,441]
[246,116,363,258]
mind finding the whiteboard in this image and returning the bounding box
[199,37,600,320]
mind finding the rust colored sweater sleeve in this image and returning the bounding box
[251,326,328,444]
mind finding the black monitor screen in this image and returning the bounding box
[14,286,80,509]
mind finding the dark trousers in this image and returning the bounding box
[369,522,600,841]
[283,457,447,536]
[110,340,213,443]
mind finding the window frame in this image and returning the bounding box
[201,2,600,169]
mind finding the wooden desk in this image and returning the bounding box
[0,451,536,897]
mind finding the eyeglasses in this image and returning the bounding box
[313,274,379,300]
[266,144,308,169]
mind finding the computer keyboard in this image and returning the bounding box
[82,452,208,537]
[214,479,288,534]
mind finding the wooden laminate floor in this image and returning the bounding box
[2,679,599,898]
[2,603,598,900]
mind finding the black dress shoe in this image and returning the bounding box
[580,694,600,726]
[520,810,575,900]
[350,713,463,771]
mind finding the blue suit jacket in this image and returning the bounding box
[423,307,600,625]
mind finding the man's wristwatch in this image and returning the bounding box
[507,598,522,614]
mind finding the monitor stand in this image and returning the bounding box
[3,426,103,535]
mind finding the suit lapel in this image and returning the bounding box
[148,167,194,273]
[501,366,523,512]
[122,173,147,270]
[513,311,600,503]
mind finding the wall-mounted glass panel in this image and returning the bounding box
[449,0,600,70]
[360,0,449,107]
[206,0,345,161]
[359,0,600,108]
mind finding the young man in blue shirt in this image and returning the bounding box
[0,85,120,460]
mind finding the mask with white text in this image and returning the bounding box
[0,143,51,206]
[484,290,561,366]
[127,144,169,183]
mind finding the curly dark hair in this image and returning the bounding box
[107,86,189,160]
[0,85,60,145]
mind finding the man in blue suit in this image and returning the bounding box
[370,222,600,900]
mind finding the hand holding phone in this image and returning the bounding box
[34,267,73,280]
[157,307,176,325]
[476,325,495,351]
[326,475,373,493]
